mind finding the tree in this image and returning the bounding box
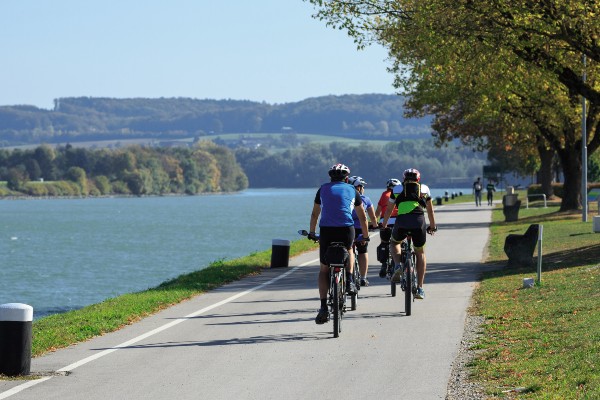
[306,0,599,210]
[65,166,88,195]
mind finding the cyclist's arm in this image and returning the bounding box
[355,205,370,240]
[381,200,395,229]
[425,198,436,231]
[309,203,320,234]
[367,204,378,229]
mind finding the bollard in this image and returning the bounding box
[0,303,33,376]
[593,216,600,233]
[270,239,290,268]
[435,196,442,206]
[523,278,535,289]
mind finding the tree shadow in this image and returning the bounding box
[481,243,600,279]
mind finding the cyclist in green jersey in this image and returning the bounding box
[381,168,437,299]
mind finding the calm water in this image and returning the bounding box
[1,187,462,319]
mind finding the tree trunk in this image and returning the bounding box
[536,143,554,198]
[557,147,582,211]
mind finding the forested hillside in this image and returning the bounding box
[0,94,430,146]
[235,140,486,188]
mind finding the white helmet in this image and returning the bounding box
[349,176,367,187]
[386,178,401,188]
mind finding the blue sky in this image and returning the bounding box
[1,1,395,109]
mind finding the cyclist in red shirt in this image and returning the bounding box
[375,178,400,277]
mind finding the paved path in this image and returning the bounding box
[0,202,493,400]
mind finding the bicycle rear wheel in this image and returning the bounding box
[389,252,396,297]
[404,258,412,316]
[332,272,341,337]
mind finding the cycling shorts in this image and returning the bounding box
[319,226,354,265]
[391,213,426,249]
[354,228,368,254]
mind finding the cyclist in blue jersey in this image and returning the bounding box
[381,168,437,300]
[348,176,378,286]
[309,163,370,324]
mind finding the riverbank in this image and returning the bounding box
[26,238,318,358]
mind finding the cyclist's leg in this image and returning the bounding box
[391,219,408,265]
[390,221,408,281]
[317,230,331,300]
[355,227,369,280]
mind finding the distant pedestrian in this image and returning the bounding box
[473,177,483,206]
[486,181,496,206]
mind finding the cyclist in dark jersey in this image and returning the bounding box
[348,176,378,286]
[309,163,370,325]
[381,168,437,300]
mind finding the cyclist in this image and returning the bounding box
[348,176,378,286]
[381,168,437,300]
[374,178,400,278]
[309,163,370,324]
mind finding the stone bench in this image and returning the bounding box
[504,224,539,268]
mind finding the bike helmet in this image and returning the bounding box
[328,163,350,180]
[349,176,367,187]
[386,178,401,188]
[403,168,421,182]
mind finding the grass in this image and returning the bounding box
[470,200,600,398]
[17,238,318,362]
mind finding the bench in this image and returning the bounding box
[504,224,539,268]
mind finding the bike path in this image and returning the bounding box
[0,202,493,400]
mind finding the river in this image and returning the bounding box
[1,187,466,319]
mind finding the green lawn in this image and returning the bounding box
[471,202,600,398]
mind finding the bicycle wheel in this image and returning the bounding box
[412,253,418,300]
[389,252,396,297]
[339,272,345,334]
[332,272,341,337]
[404,256,412,316]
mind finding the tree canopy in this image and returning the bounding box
[307,0,599,210]
[0,142,248,197]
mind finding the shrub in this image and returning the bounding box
[23,182,49,196]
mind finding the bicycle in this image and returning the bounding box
[350,233,368,311]
[399,236,418,316]
[377,227,397,297]
[299,229,348,338]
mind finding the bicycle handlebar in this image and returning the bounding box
[299,229,369,243]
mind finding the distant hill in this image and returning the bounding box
[0,94,432,146]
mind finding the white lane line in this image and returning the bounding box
[0,378,52,400]
[0,257,320,399]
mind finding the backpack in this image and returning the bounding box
[395,180,427,208]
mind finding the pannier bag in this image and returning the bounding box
[376,243,389,263]
[325,244,349,266]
